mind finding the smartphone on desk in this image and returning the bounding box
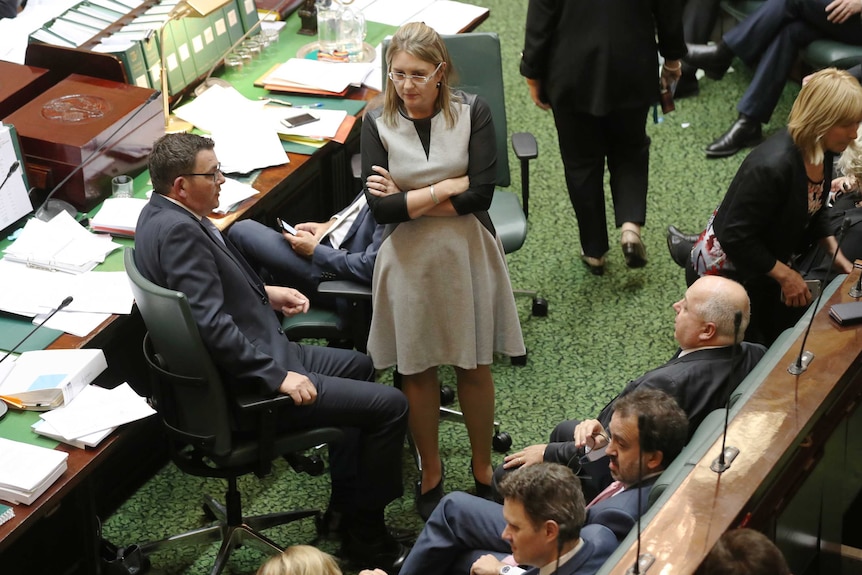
[276,218,297,236]
[281,113,318,128]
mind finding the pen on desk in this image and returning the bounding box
[258,97,293,107]
[299,103,324,108]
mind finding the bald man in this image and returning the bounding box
[497,276,766,501]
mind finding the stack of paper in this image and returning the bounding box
[36,383,155,446]
[3,211,121,274]
[0,438,68,505]
[90,197,148,237]
[214,179,260,214]
[32,383,155,448]
[0,348,107,411]
[261,59,374,95]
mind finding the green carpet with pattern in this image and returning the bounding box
[101,1,803,573]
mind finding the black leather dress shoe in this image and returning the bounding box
[684,42,733,80]
[673,74,699,99]
[341,533,410,574]
[666,225,697,268]
[705,114,763,158]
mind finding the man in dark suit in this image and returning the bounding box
[500,275,765,501]
[468,464,619,575]
[684,0,862,157]
[398,388,690,575]
[134,133,408,572]
[227,190,382,310]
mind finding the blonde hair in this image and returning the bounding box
[256,546,342,575]
[788,68,862,165]
[383,21,458,128]
[838,132,862,181]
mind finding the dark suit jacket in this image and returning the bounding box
[545,343,767,466]
[520,0,686,115]
[310,192,383,286]
[521,524,618,575]
[586,477,657,542]
[712,129,834,279]
[135,193,312,394]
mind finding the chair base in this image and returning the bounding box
[139,494,320,575]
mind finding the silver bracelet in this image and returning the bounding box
[430,184,439,204]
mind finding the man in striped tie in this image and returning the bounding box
[398,388,688,575]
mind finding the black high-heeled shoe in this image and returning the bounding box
[416,463,445,521]
[470,460,494,500]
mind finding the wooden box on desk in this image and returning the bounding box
[0,61,54,119]
[3,74,163,212]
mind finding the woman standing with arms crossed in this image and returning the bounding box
[362,22,525,520]
[520,0,685,275]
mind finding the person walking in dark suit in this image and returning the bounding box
[398,388,690,575]
[227,191,382,316]
[498,275,765,501]
[520,0,685,275]
[134,133,409,573]
[684,0,862,157]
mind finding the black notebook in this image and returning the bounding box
[829,301,862,326]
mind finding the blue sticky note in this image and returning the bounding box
[28,374,65,391]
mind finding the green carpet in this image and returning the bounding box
[101,1,804,573]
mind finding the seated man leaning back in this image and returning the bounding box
[399,387,690,575]
[499,275,766,501]
[133,133,409,572]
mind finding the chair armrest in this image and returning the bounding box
[234,392,295,476]
[317,279,372,300]
[512,132,538,161]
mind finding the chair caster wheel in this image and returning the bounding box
[512,352,527,366]
[493,431,512,453]
[532,297,548,317]
[440,385,456,406]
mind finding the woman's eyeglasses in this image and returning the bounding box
[388,62,443,85]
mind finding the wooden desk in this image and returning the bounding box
[606,270,862,575]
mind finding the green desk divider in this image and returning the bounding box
[0,409,58,449]
[0,314,63,353]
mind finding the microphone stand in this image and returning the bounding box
[626,414,655,575]
[788,217,851,375]
[0,296,74,364]
[711,311,743,473]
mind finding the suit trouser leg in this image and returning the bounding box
[683,0,722,43]
[227,220,320,299]
[607,107,650,228]
[400,492,509,575]
[279,344,408,513]
[736,21,819,123]
[551,106,609,259]
[723,0,795,60]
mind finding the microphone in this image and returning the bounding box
[711,311,742,473]
[788,216,851,375]
[0,161,20,191]
[194,0,295,97]
[625,414,655,575]
[0,296,73,364]
[33,90,162,222]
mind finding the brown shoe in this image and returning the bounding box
[621,230,647,268]
[580,253,606,276]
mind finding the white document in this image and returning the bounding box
[0,259,76,317]
[90,197,148,236]
[173,84,263,134]
[0,125,32,231]
[37,310,112,338]
[40,382,155,439]
[410,1,489,34]
[268,107,348,139]
[214,178,260,214]
[4,211,121,274]
[0,438,68,503]
[361,0,436,26]
[264,59,374,94]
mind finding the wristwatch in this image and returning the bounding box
[500,567,513,574]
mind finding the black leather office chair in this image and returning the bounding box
[124,248,344,575]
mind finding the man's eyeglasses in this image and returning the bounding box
[181,164,223,183]
[388,62,443,85]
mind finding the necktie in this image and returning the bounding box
[586,480,624,509]
[201,218,226,246]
